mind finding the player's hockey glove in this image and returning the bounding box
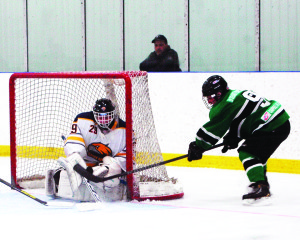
[188,141,204,161]
[222,134,242,153]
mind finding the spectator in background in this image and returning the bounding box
[140,35,182,72]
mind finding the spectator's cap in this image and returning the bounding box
[152,35,168,44]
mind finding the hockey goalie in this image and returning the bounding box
[46,98,130,202]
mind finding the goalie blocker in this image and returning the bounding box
[46,153,127,202]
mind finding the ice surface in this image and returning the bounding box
[1,157,300,240]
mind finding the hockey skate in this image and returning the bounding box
[242,181,271,206]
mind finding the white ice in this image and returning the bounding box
[1,156,300,240]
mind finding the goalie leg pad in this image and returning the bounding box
[51,155,126,202]
[55,177,127,202]
[57,156,84,194]
[90,180,127,202]
[57,170,75,199]
[53,171,127,202]
[53,170,96,202]
[104,178,120,189]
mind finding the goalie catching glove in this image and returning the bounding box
[188,141,204,161]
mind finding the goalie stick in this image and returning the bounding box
[73,143,225,183]
[0,177,74,207]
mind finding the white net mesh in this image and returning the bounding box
[10,71,183,200]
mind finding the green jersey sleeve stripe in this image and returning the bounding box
[196,127,220,146]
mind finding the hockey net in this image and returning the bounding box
[9,71,183,201]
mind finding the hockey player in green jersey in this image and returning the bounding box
[188,75,290,204]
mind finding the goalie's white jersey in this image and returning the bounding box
[64,111,127,171]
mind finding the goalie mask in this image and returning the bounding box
[202,75,229,109]
[93,98,116,129]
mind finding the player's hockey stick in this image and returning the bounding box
[74,178,104,211]
[73,143,224,183]
[82,177,102,202]
[0,177,74,207]
[1,177,102,211]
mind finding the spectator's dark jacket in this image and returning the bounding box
[139,46,182,72]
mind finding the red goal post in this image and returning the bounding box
[9,71,184,201]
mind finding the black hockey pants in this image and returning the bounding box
[238,120,291,164]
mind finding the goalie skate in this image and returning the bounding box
[242,181,271,206]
